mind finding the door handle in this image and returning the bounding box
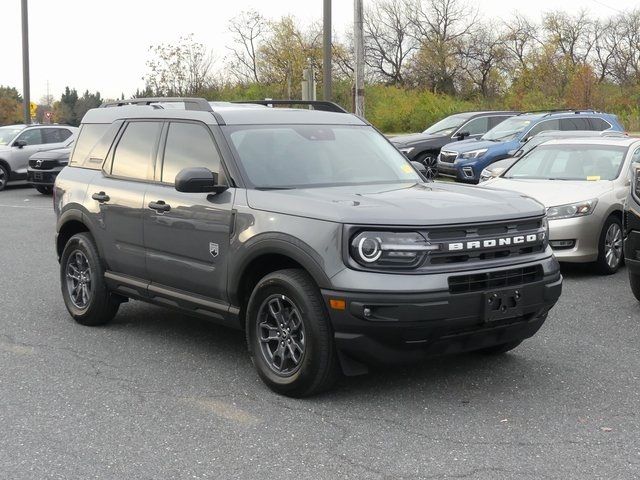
[92,191,110,203]
[148,200,171,212]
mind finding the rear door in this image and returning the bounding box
[88,120,162,279]
[143,120,235,305]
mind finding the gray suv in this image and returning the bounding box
[0,124,77,190]
[54,98,562,396]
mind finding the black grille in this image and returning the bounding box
[439,151,457,163]
[28,159,63,169]
[448,265,543,294]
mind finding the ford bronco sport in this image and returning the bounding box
[54,98,562,397]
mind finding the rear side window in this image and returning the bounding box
[70,124,111,168]
[560,118,592,131]
[111,122,162,181]
[42,128,73,144]
[161,122,221,184]
[589,118,612,131]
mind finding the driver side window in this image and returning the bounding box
[15,128,43,146]
[460,117,489,136]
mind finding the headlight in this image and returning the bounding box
[547,199,598,220]
[479,167,505,182]
[350,231,439,269]
[460,148,488,159]
[399,147,415,156]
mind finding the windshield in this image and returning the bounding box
[423,114,470,135]
[504,144,627,181]
[227,125,421,189]
[483,117,535,142]
[0,126,24,145]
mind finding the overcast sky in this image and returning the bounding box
[0,0,635,101]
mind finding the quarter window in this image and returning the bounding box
[111,122,162,181]
[589,118,612,131]
[161,122,221,184]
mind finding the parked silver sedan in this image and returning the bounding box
[481,137,640,274]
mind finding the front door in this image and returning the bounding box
[143,121,234,303]
[11,128,46,177]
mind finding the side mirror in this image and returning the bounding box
[13,140,27,148]
[175,167,228,194]
[455,131,470,140]
[411,161,428,177]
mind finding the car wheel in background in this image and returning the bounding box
[246,269,338,397]
[0,164,8,191]
[596,215,623,275]
[629,271,640,302]
[35,185,53,195]
[415,152,438,180]
[60,232,120,326]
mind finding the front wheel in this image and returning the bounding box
[35,185,53,195]
[596,216,623,275]
[630,271,640,302]
[246,269,338,397]
[60,232,120,326]
[415,152,438,180]
[0,164,8,191]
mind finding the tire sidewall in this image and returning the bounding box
[246,273,329,394]
[597,216,623,274]
[0,164,8,191]
[60,233,102,320]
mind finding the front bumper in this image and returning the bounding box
[437,161,477,183]
[549,214,602,263]
[27,167,63,186]
[321,261,562,366]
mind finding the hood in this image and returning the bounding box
[29,147,71,160]
[390,133,445,147]
[246,182,545,225]
[481,178,612,208]
[442,139,511,154]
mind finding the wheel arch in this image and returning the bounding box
[56,210,103,261]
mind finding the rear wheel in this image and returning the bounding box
[60,232,119,326]
[0,164,8,191]
[35,185,52,195]
[246,269,338,397]
[415,152,438,180]
[596,215,623,275]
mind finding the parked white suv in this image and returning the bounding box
[0,124,78,191]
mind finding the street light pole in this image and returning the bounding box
[354,0,365,117]
[322,0,332,101]
[21,0,31,125]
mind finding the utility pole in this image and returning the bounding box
[21,0,31,125]
[322,0,332,101]
[354,0,365,117]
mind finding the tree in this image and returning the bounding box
[0,86,22,125]
[542,10,596,66]
[363,0,418,85]
[226,10,266,84]
[501,14,541,72]
[458,24,508,98]
[407,0,477,94]
[144,34,215,96]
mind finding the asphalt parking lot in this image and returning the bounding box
[1,185,639,480]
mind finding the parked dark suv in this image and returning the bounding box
[390,111,516,179]
[54,98,562,396]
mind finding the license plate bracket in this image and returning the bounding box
[483,288,523,322]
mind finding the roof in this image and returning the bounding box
[82,101,367,127]
[540,137,639,147]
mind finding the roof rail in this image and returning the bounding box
[101,97,213,112]
[234,100,348,113]
[518,109,597,117]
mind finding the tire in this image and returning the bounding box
[630,271,640,302]
[596,215,623,275]
[476,340,522,355]
[0,164,8,191]
[35,185,52,195]
[60,232,119,326]
[414,152,438,180]
[246,269,338,397]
